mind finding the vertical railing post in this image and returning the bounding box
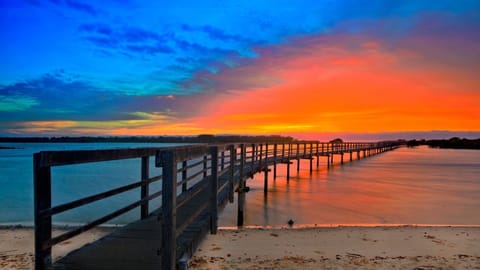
[296,143,300,172]
[273,144,277,180]
[34,153,52,270]
[141,156,150,219]
[309,143,313,174]
[228,145,235,203]
[181,160,187,192]
[209,146,218,234]
[220,151,225,170]
[316,143,320,167]
[203,155,207,178]
[259,144,263,170]
[160,150,177,270]
[251,143,255,169]
[264,143,269,196]
[237,144,246,226]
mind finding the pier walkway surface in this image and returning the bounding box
[33,142,400,270]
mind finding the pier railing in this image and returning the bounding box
[33,141,400,270]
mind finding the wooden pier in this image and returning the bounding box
[33,141,400,270]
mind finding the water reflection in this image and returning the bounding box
[219,146,480,226]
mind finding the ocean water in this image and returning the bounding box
[219,146,480,226]
[0,142,185,225]
[1,143,479,227]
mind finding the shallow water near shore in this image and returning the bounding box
[0,143,479,227]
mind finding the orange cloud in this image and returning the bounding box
[179,35,480,136]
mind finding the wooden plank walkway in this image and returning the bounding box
[53,160,255,270]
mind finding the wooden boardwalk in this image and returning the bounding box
[33,142,400,270]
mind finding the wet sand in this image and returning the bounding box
[189,226,480,269]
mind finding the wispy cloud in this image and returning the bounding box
[63,0,97,16]
[181,24,255,43]
[78,23,175,56]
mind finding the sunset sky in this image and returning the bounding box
[1,1,479,140]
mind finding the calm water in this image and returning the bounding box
[219,146,480,226]
[0,144,479,226]
[0,142,184,225]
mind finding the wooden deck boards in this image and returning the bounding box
[53,162,250,270]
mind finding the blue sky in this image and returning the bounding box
[1,0,479,138]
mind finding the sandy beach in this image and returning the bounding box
[189,226,480,270]
[1,225,479,269]
[0,225,114,270]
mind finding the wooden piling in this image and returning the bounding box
[264,143,268,195]
[287,143,291,181]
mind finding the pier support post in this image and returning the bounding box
[209,146,218,234]
[350,151,353,162]
[237,144,246,226]
[327,154,330,168]
[309,156,313,174]
[160,150,177,270]
[264,143,269,196]
[287,144,291,182]
[341,153,344,164]
[316,143,320,168]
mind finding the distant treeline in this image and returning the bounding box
[0,135,299,144]
[406,137,480,149]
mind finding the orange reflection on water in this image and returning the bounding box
[219,147,480,226]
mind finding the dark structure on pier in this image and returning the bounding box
[33,141,400,270]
